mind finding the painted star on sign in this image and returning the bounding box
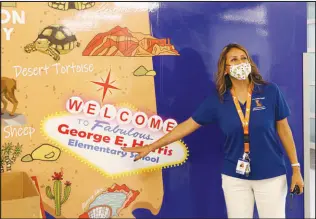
[91,70,120,102]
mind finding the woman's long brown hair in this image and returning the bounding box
[215,43,267,101]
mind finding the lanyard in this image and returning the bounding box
[230,84,253,154]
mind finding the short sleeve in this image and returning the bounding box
[192,96,217,125]
[274,84,291,121]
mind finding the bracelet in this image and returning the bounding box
[291,163,300,167]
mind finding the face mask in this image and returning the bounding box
[229,62,251,80]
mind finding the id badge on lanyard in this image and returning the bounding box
[231,85,253,177]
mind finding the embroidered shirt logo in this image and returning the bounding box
[253,97,266,111]
[255,99,263,107]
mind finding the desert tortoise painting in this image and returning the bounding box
[48,2,95,10]
[24,24,80,61]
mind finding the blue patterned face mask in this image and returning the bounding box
[229,62,252,80]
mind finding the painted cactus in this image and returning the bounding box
[1,142,23,172]
[46,171,71,216]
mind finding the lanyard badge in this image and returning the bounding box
[231,85,253,177]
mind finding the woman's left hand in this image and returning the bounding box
[291,167,304,195]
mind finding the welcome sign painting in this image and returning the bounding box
[42,96,188,177]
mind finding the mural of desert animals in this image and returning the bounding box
[1,77,18,116]
[46,170,72,216]
[1,142,23,173]
[24,25,80,61]
[79,184,140,218]
[48,2,95,10]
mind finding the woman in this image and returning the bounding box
[122,43,304,218]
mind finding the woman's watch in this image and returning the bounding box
[291,163,300,167]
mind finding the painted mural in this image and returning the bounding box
[1,2,185,218]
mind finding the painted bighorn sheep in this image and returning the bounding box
[1,77,18,116]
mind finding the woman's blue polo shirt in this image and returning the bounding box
[192,82,291,180]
